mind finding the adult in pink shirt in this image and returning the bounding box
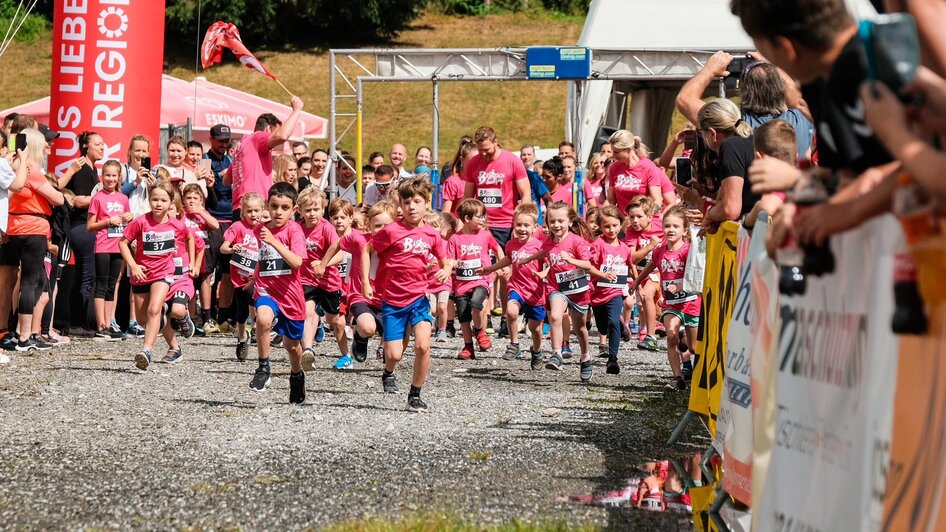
[227,96,304,221]
[607,129,665,214]
[462,126,531,246]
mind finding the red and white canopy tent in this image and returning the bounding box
[1,74,327,142]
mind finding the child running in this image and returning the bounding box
[182,184,219,335]
[424,211,452,343]
[221,193,264,362]
[517,201,604,382]
[479,203,546,368]
[448,198,502,360]
[362,179,452,412]
[589,205,633,375]
[161,192,204,359]
[120,181,193,370]
[296,187,350,371]
[624,195,663,351]
[249,182,308,404]
[88,160,132,340]
[630,205,700,390]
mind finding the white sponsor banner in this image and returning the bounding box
[757,216,900,531]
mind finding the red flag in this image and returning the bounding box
[201,21,277,80]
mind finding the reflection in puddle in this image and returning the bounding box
[563,454,703,512]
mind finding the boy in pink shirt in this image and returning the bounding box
[221,193,264,362]
[182,184,219,334]
[447,198,503,360]
[249,182,308,404]
[362,179,452,412]
[163,199,205,351]
[479,203,546,367]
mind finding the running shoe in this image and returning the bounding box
[352,335,369,363]
[302,348,316,372]
[457,344,475,360]
[174,314,196,339]
[249,366,272,391]
[637,335,658,351]
[128,322,146,337]
[315,323,325,343]
[446,321,457,338]
[503,343,521,361]
[406,395,429,413]
[135,349,152,370]
[580,359,594,383]
[15,336,51,352]
[606,358,620,375]
[39,334,60,346]
[546,353,564,371]
[334,354,354,370]
[289,370,306,404]
[491,307,503,317]
[95,328,123,341]
[382,372,399,394]
[217,320,232,335]
[110,320,126,338]
[530,350,544,370]
[476,329,492,351]
[29,334,55,350]
[250,327,257,345]
[667,375,687,391]
[203,318,220,334]
[236,337,249,362]
[0,330,17,351]
[655,321,667,337]
[598,343,610,358]
[621,322,632,342]
[561,344,573,360]
[436,330,448,343]
[498,318,508,338]
[163,347,184,364]
[272,334,284,347]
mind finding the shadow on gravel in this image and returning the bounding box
[55,365,138,375]
[325,402,404,412]
[174,398,258,409]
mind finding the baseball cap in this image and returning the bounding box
[38,123,60,142]
[210,124,231,140]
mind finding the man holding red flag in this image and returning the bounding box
[227,96,305,222]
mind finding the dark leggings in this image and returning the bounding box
[233,285,252,324]
[69,224,96,302]
[11,235,48,313]
[592,296,624,359]
[93,253,123,300]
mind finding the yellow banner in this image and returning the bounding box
[689,221,740,436]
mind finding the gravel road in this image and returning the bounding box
[0,326,706,530]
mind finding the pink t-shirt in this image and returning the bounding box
[584,178,605,205]
[442,173,465,216]
[447,229,498,296]
[624,225,664,267]
[463,149,529,228]
[89,190,130,254]
[253,221,307,321]
[223,221,260,288]
[541,231,592,305]
[169,222,198,278]
[549,182,574,205]
[184,212,212,246]
[652,242,701,316]
[505,237,545,306]
[340,230,380,308]
[608,158,664,213]
[427,234,451,293]
[122,213,182,285]
[589,238,633,306]
[371,221,446,308]
[230,131,273,214]
[300,220,341,291]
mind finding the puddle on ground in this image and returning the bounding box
[561,454,704,512]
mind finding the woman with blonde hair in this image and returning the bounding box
[606,129,666,215]
[584,152,608,207]
[273,154,299,190]
[696,98,757,228]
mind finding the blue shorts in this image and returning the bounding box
[255,295,304,341]
[508,290,547,322]
[381,295,432,342]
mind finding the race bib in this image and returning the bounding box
[233,248,258,275]
[477,188,502,209]
[338,252,351,279]
[456,258,482,281]
[142,230,175,256]
[259,244,290,277]
[555,268,588,295]
[662,278,696,304]
[173,256,185,277]
[106,224,124,238]
[597,264,628,289]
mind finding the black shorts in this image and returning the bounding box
[303,285,342,315]
[451,285,489,323]
[212,221,232,275]
[489,226,513,250]
[0,239,21,267]
[131,279,170,294]
[350,301,383,335]
[203,236,218,273]
[169,289,190,307]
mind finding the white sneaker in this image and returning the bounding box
[0,353,10,364]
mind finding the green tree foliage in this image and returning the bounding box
[0,0,49,43]
[433,0,589,16]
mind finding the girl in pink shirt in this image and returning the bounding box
[589,206,634,375]
[441,138,476,215]
[623,195,663,352]
[517,202,608,383]
[87,160,132,339]
[447,198,503,360]
[480,203,546,365]
[221,193,264,361]
[631,206,700,391]
[120,181,194,370]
